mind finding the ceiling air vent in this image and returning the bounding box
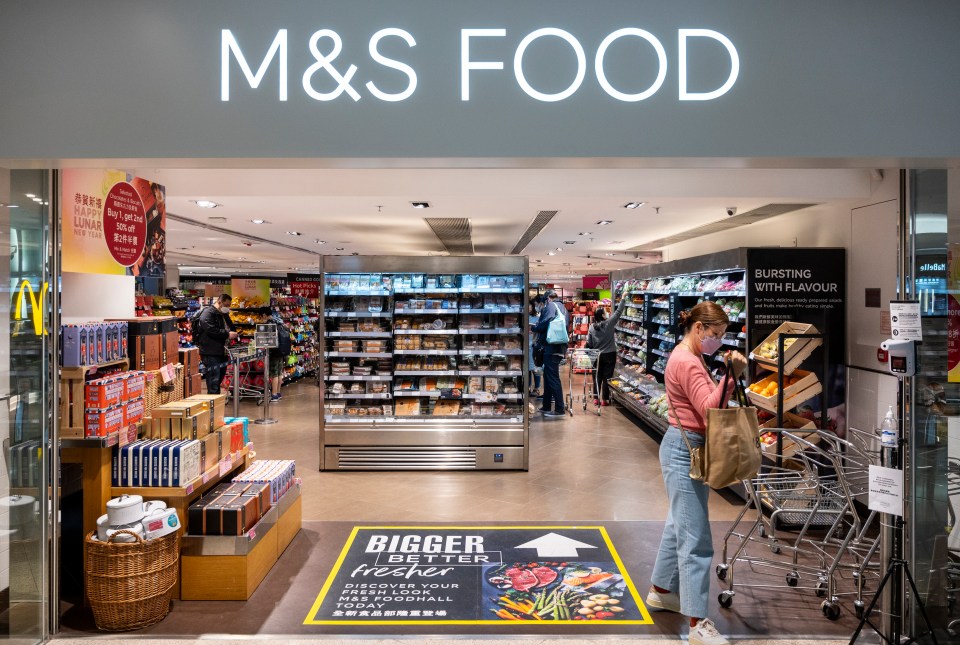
[510,210,558,255]
[628,203,817,252]
[424,217,474,255]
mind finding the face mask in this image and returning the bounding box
[700,330,723,356]
[219,306,230,314]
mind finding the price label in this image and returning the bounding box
[185,484,195,495]
[248,528,257,541]
[159,363,177,383]
[219,456,232,477]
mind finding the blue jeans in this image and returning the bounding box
[651,426,713,618]
[540,349,565,413]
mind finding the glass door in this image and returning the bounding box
[0,169,52,643]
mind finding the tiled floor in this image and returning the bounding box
[56,378,871,642]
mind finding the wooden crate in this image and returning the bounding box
[60,359,129,438]
[746,369,819,411]
[749,322,822,375]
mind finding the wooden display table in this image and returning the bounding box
[180,483,302,600]
[60,359,129,438]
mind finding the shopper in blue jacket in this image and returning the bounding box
[534,289,568,417]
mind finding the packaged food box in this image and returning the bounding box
[85,376,125,409]
[86,405,124,437]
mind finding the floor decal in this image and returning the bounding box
[304,525,652,626]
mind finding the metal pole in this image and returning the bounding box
[232,355,240,418]
[255,349,277,425]
[48,169,60,637]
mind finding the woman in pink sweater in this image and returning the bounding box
[646,301,747,645]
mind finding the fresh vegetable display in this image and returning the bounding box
[485,561,631,621]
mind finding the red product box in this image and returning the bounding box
[229,421,244,453]
[85,377,125,409]
[123,371,146,400]
[124,398,145,425]
[85,405,124,437]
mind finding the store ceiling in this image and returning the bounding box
[139,166,875,284]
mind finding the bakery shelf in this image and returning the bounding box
[459,307,522,314]
[394,308,455,314]
[112,447,249,498]
[326,312,392,318]
[394,349,458,355]
[326,351,392,358]
[324,332,392,338]
[324,375,392,381]
[457,370,523,377]
[393,329,458,335]
[459,349,523,356]
[394,370,458,376]
[459,328,522,335]
[614,327,645,336]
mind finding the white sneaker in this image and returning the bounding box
[689,617,730,645]
[645,587,681,613]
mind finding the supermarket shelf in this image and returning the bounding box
[649,302,670,309]
[458,370,523,377]
[325,290,391,296]
[621,354,646,364]
[395,308,455,314]
[463,393,523,400]
[651,365,665,375]
[326,352,393,358]
[614,327,645,336]
[714,290,746,297]
[395,287,459,294]
[616,342,645,351]
[324,375,393,381]
[394,390,442,397]
[459,328,522,335]
[112,447,249,498]
[394,370,458,376]
[460,288,523,294]
[394,329,458,335]
[621,315,645,323]
[651,334,675,342]
[326,312,392,318]
[327,393,392,400]
[611,389,669,435]
[651,348,672,358]
[459,349,523,356]
[721,338,744,347]
[459,307,522,314]
[325,332,392,338]
[394,349,458,355]
[676,291,703,298]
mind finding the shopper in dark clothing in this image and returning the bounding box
[587,293,630,405]
[534,290,568,417]
[196,294,237,394]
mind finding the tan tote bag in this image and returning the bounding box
[671,362,763,489]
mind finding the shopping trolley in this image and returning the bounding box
[565,348,602,416]
[225,344,266,409]
[715,429,881,621]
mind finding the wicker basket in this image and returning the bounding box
[143,365,184,415]
[85,529,180,631]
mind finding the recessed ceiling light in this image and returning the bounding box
[605,253,616,256]
[624,202,645,209]
[410,201,431,209]
[596,220,614,226]
[250,219,269,225]
[314,239,326,245]
[24,193,35,198]
[564,241,576,245]
[547,251,557,256]
[191,200,221,209]
[32,197,42,203]
[336,247,345,251]
[287,231,302,236]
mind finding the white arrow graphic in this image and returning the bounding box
[515,532,597,558]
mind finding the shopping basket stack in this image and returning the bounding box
[85,529,180,631]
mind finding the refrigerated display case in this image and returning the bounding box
[319,256,528,471]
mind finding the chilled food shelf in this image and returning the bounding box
[394,287,460,294]
[622,315,645,323]
[459,328,522,335]
[324,332,392,338]
[394,329,459,335]
[393,370,458,377]
[463,393,523,400]
[651,334,675,342]
[615,327,645,336]
[326,351,393,358]
[458,370,523,377]
[458,307,522,314]
[459,349,523,356]
[610,389,669,435]
[393,390,443,397]
[327,393,392,400]
[326,312,393,318]
[394,349,459,356]
[394,308,453,315]
[618,341,645,350]
[460,288,524,294]
[325,375,393,381]
[325,290,391,296]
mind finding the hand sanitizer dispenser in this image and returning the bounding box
[880,339,916,376]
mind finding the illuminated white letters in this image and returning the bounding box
[678,29,739,101]
[366,29,418,102]
[513,28,586,102]
[302,29,361,101]
[595,28,667,102]
[221,29,288,101]
[461,29,506,101]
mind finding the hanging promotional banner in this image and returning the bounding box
[949,244,960,382]
[582,275,611,291]
[231,277,271,307]
[62,169,167,277]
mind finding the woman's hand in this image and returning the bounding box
[727,350,748,378]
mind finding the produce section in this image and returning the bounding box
[319,256,529,471]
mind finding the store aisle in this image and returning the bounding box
[245,380,745,524]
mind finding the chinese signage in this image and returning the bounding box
[62,170,166,277]
[304,526,649,626]
[868,465,904,517]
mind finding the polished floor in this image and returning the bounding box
[57,376,876,642]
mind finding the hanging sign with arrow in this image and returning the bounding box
[305,525,650,626]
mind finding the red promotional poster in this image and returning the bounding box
[582,275,611,290]
[102,182,146,267]
[290,281,320,298]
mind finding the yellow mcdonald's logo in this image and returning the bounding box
[14,280,49,336]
